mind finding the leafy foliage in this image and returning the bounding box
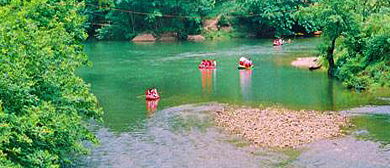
[0,0,103,167]
[90,0,318,40]
[94,0,214,40]
[230,0,317,37]
[298,0,390,89]
[83,0,113,35]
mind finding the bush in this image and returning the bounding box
[0,0,103,167]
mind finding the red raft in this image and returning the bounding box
[273,39,283,46]
[146,88,160,100]
[199,59,216,69]
[238,57,253,69]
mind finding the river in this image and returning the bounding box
[77,38,390,167]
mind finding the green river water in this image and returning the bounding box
[79,38,389,133]
[77,38,390,167]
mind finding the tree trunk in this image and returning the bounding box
[327,38,337,75]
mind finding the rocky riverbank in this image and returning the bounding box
[213,106,349,148]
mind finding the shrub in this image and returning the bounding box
[0,0,103,167]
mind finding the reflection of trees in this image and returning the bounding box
[200,69,216,96]
[146,99,160,116]
[319,75,336,111]
[272,45,285,66]
[239,69,252,101]
[326,76,335,111]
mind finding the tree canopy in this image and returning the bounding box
[0,0,102,167]
[86,0,318,40]
[297,0,390,89]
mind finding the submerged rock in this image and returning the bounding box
[213,107,349,148]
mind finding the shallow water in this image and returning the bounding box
[350,114,390,144]
[78,38,390,167]
[80,104,298,168]
[292,136,390,168]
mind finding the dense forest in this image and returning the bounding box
[0,0,389,167]
[84,0,318,40]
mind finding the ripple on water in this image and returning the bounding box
[79,104,390,168]
[293,137,390,168]
[80,103,297,168]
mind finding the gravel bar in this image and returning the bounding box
[214,106,349,148]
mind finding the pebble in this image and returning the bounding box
[213,107,350,148]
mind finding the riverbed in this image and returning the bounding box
[78,38,390,167]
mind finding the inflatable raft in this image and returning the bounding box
[146,95,160,100]
[146,88,160,100]
[199,65,216,70]
[237,65,254,70]
[199,59,216,70]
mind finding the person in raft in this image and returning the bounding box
[245,58,252,68]
[199,59,207,69]
[199,59,216,69]
[273,39,283,46]
[239,57,252,68]
[279,38,285,44]
[146,87,160,100]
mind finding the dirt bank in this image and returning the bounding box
[187,35,205,41]
[214,106,349,148]
[132,33,156,42]
[203,15,221,31]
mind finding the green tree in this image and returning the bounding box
[298,0,390,89]
[229,0,316,37]
[0,0,102,167]
[95,0,214,40]
[335,6,390,89]
[83,0,112,35]
[296,0,360,74]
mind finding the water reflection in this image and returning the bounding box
[239,69,252,101]
[327,77,335,111]
[146,99,160,116]
[200,69,216,96]
[273,45,283,51]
